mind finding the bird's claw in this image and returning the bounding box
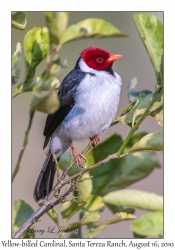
[91,135,100,148]
[69,139,86,168]
[74,153,86,168]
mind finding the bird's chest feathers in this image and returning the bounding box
[59,71,121,140]
[75,72,120,114]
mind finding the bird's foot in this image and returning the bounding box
[69,140,86,168]
[73,151,86,168]
[91,135,100,148]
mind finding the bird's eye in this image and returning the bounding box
[96,57,103,63]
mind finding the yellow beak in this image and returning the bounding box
[107,54,123,63]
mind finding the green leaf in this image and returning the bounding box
[123,207,136,214]
[86,134,123,195]
[103,190,163,211]
[150,89,163,112]
[12,43,21,84]
[130,211,163,237]
[118,93,153,126]
[86,134,122,167]
[40,77,60,91]
[119,90,163,127]
[30,87,60,114]
[78,172,93,199]
[20,231,35,239]
[87,133,160,196]
[45,12,69,44]
[60,18,126,45]
[133,232,147,238]
[47,207,59,225]
[61,200,86,222]
[13,55,64,98]
[86,222,98,235]
[151,107,163,126]
[80,212,100,225]
[68,233,77,238]
[12,200,34,236]
[132,108,146,127]
[85,212,135,238]
[112,102,136,126]
[123,93,153,125]
[159,52,164,86]
[37,56,66,88]
[23,27,49,82]
[84,195,105,213]
[120,102,136,116]
[106,204,124,214]
[12,77,60,98]
[108,151,160,192]
[12,80,38,97]
[126,88,163,127]
[129,132,163,153]
[12,12,27,30]
[122,133,147,154]
[63,212,100,231]
[134,13,163,73]
[106,205,135,215]
[150,90,163,126]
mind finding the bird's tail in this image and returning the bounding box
[33,153,57,202]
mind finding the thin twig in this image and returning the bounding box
[82,140,93,155]
[12,111,35,182]
[52,153,60,181]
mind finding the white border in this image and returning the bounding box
[0,1,174,248]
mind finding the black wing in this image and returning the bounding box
[43,62,86,149]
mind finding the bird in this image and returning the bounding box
[33,47,122,202]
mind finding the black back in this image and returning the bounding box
[43,58,86,149]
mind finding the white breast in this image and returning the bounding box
[57,59,122,141]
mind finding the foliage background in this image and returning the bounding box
[12,11,163,238]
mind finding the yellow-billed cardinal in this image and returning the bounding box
[34,47,122,202]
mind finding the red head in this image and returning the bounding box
[80,47,122,71]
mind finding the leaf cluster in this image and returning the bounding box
[12,12,126,114]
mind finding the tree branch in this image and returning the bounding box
[12,111,35,182]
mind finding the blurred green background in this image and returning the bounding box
[12,12,163,238]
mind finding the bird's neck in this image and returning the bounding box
[77,58,115,77]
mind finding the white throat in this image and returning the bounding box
[79,58,122,87]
